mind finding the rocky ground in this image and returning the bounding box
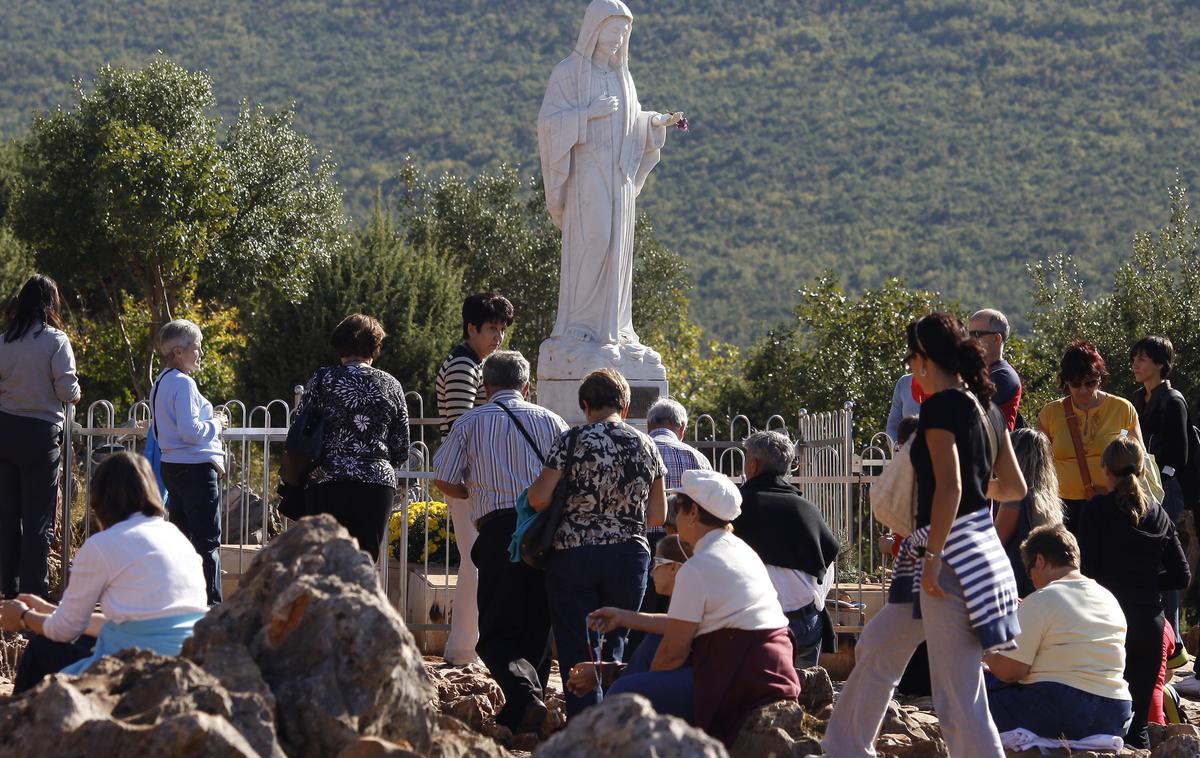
[0,516,1199,757]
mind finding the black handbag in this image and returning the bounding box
[520,428,579,569]
[278,368,328,516]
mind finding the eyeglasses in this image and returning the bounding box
[651,557,680,569]
[1067,378,1100,389]
[969,330,1002,339]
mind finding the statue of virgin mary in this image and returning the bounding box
[537,0,682,354]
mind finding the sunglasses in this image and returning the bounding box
[969,330,1001,339]
[1067,378,1100,389]
[651,556,680,569]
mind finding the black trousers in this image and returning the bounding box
[1123,610,1165,749]
[0,411,62,598]
[304,480,394,562]
[14,633,95,693]
[161,461,222,605]
[472,509,551,730]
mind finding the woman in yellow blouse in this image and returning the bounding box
[1037,340,1142,527]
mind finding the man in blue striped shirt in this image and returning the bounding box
[433,350,567,734]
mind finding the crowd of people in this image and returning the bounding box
[1,271,1199,753]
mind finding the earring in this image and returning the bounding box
[919,367,928,377]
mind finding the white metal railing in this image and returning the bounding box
[60,394,892,641]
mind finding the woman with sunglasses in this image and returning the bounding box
[1036,340,1142,529]
[566,533,694,722]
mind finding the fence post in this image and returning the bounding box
[60,403,75,582]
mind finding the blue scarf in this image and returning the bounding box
[60,611,206,676]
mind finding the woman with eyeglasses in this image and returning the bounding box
[1036,340,1142,529]
[566,533,695,722]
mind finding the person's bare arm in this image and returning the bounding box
[433,480,469,500]
[589,606,670,636]
[527,467,562,511]
[921,429,961,598]
[646,477,666,528]
[983,652,1031,683]
[650,618,699,671]
[994,506,1020,545]
[987,429,1028,502]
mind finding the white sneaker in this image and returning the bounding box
[1172,674,1200,698]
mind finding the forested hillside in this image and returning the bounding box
[1,0,1197,343]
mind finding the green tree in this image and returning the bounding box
[0,141,34,301]
[11,57,342,398]
[718,275,950,438]
[239,205,462,406]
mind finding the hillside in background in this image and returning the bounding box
[1,0,1197,344]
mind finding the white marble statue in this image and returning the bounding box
[537,0,683,360]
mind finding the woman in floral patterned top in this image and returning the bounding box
[528,368,667,716]
[296,314,410,560]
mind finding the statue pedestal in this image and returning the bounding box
[536,336,668,426]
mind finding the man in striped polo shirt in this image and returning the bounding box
[434,350,567,733]
[436,292,514,665]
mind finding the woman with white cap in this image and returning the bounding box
[588,468,799,746]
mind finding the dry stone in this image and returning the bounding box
[1152,734,1200,758]
[796,666,835,712]
[183,514,437,758]
[429,714,512,758]
[0,650,280,757]
[729,699,822,758]
[535,693,728,758]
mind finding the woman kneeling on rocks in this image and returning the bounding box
[0,452,208,693]
[587,469,800,745]
[567,533,695,721]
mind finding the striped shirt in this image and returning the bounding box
[890,507,1021,654]
[649,427,712,534]
[432,389,569,524]
[435,343,486,434]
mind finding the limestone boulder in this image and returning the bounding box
[1152,734,1200,758]
[796,666,835,712]
[429,714,512,758]
[425,662,505,732]
[728,699,822,758]
[183,514,437,758]
[0,649,282,757]
[534,693,728,758]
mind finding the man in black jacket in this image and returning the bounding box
[733,431,840,667]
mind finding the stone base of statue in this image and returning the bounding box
[536,335,668,426]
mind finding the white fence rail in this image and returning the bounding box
[60,394,896,640]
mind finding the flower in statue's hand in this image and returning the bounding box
[676,116,689,132]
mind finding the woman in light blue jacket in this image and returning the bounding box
[152,319,226,605]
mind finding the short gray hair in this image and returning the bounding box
[157,319,202,358]
[970,309,1010,341]
[646,398,688,430]
[482,350,530,391]
[744,431,794,475]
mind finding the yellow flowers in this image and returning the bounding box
[388,501,460,565]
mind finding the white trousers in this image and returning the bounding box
[822,565,1004,757]
[443,496,480,663]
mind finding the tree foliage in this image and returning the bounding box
[238,206,462,406]
[10,57,343,398]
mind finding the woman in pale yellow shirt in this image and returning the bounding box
[1037,340,1142,526]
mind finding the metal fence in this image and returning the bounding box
[61,392,897,641]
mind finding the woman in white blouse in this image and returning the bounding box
[0,452,208,692]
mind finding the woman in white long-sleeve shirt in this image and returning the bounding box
[0,274,81,598]
[152,319,227,604]
[0,452,208,692]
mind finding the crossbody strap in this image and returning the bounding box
[1062,397,1096,497]
[494,400,546,466]
[150,367,180,440]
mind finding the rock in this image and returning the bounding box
[728,699,821,758]
[183,514,436,758]
[796,666,835,712]
[1153,734,1200,758]
[425,662,506,731]
[534,693,728,758]
[1151,724,1200,747]
[878,699,940,743]
[338,736,422,758]
[0,650,278,757]
[430,714,512,757]
[874,733,948,757]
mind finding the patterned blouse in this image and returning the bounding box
[297,363,410,489]
[546,421,667,551]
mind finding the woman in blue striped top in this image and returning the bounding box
[823,313,1028,758]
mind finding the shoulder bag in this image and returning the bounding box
[1062,397,1106,500]
[278,368,329,518]
[870,439,917,535]
[520,428,579,569]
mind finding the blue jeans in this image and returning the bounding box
[987,677,1132,739]
[161,462,222,605]
[609,665,695,722]
[787,604,824,668]
[545,540,649,716]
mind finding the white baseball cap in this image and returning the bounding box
[667,469,743,522]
